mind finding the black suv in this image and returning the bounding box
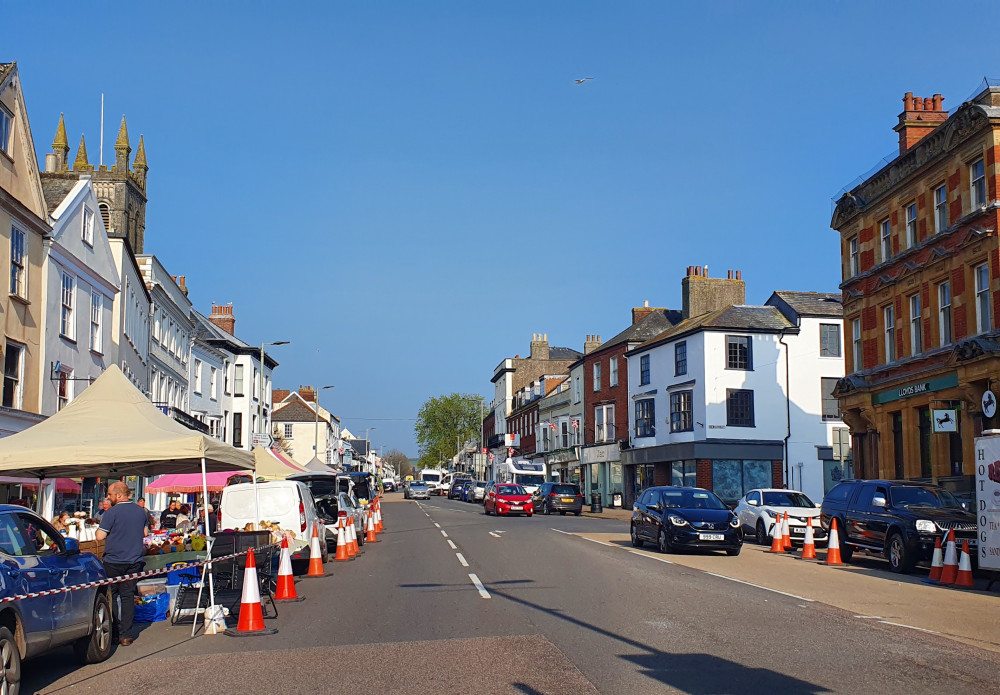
[820,479,977,573]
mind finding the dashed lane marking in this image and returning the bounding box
[447,540,457,549]
[489,532,501,538]
[434,523,441,528]
[456,553,469,567]
[441,530,449,538]
[469,573,491,599]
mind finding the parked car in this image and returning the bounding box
[0,504,115,693]
[288,473,366,551]
[532,482,584,516]
[459,479,476,501]
[631,486,743,555]
[733,488,828,546]
[382,478,397,493]
[484,483,534,517]
[448,478,471,500]
[407,481,431,500]
[820,479,977,573]
[468,480,488,502]
[220,480,329,564]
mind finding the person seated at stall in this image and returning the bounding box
[175,504,192,531]
[197,504,218,535]
[159,500,180,530]
[51,511,71,534]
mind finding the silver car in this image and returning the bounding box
[408,481,431,500]
[469,480,487,502]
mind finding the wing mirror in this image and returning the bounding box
[747,499,759,506]
[872,494,887,508]
[63,537,80,555]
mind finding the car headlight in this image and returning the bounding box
[915,520,937,533]
[730,515,741,528]
[668,514,688,527]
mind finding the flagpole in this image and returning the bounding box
[99,93,104,167]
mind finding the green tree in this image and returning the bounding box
[415,393,484,471]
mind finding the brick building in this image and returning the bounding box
[832,82,1000,493]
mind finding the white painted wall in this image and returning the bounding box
[107,238,149,392]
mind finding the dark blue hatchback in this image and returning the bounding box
[631,487,744,556]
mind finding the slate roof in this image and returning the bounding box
[40,177,80,215]
[770,291,843,318]
[272,399,331,425]
[599,309,684,352]
[549,346,583,360]
[633,305,794,353]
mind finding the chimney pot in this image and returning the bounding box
[903,92,914,110]
[644,300,649,308]
[933,94,944,111]
[703,265,709,277]
[923,97,934,111]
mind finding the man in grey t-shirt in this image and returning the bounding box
[97,482,149,646]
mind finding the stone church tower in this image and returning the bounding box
[41,113,148,253]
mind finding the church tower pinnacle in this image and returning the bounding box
[52,114,69,171]
[73,134,93,171]
[114,115,131,173]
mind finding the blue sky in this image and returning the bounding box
[5,2,998,456]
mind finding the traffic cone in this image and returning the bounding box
[375,499,384,534]
[801,517,817,560]
[954,541,975,588]
[939,530,959,585]
[365,507,378,543]
[334,518,351,562]
[825,518,843,565]
[346,515,360,556]
[924,534,944,584]
[782,512,792,550]
[274,537,304,601]
[769,516,785,553]
[305,522,327,578]
[224,548,278,636]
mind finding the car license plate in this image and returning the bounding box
[698,533,725,541]
[792,527,805,534]
[510,505,522,510]
[561,498,574,503]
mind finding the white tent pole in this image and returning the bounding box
[200,456,217,633]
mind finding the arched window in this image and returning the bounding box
[98,203,111,231]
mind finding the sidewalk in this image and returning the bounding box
[580,507,631,520]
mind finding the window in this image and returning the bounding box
[726,389,754,427]
[904,202,917,248]
[60,273,75,338]
[669,390,693,432]
[232,412,243,448]
[674,341,687,376]
[884,305,895,362]
[560,420,569,448]
[98,203,110,231]
[234,364,245,397]
[971,158,986,208]
[639,354,650,385]
[89,291,102,352]
[820,324,841,357]
[852,318,862,371]
[609,357,618,387]
[592,362,601,391]
[573,376,581,403]
[848,237,859,277]
[82,207,94,245]
[0,105,11,156]
[634,399,655,438]
[975,263,991,333]
[2,342,23,408]
[284,424,294,439]
[193,359,202,394]
[670,461,697,487]
[909,294,922,355]
[938,282,952,345]
[9,227,25,297]
[934,185,948,233]
[57,368,71,411]
[223,361,231,394]
[821,377,840,420]
[726,335,751,370]
[594,404,614,442]
[880,219,891,261]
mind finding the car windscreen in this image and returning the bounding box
[410,483,429,489]
[660,489,727,510]
[300,478,338,498]
[497,485,526,496]
[761,491,815,508]
[422,473,441,482]
[890,486,964,510]
[514,474,545,486]
[551,485,580,495]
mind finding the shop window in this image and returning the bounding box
[635,464,656,494]
[670,460,697,487]
[711,460,771,503]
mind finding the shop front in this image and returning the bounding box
[546,446,581,486]
[581,443,623,508]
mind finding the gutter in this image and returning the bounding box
[779,328,791,488]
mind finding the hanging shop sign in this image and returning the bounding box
[973,435,1000,571]
[982,390,997,419]
[932,410,957,433]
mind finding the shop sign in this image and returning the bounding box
[983,390,997,419]
[973,435,1000,571]
[583,444,620,465]
[872,374,958,405]
[932,410,957,433]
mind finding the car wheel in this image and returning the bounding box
[755,520,769,545]
[630,523,643,548]
[886,532,914,573]
[836,520,854,562]
[542,501,550,515]
[0,626,21,694]
[574,510,582,516]
[73,591,112,664]
[527,513,533,517]
[726,545,742,557]
[657,528,672,554]
[484,505,491,516]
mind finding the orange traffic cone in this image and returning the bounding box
[782,512,792,550]
[801,517,817,560]
[334,518,351,562]
[375,499,384,534]
[825,518,843,565]
[224,548,278,636]
[305,522,327,578]
[274,536,304,601]
[924,534,944,584]
[954,541,975,588]
[346,515,360,556]
[365,507,378,543]
[769,515,785,553]
[939,529,958,585]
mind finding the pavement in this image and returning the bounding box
[22,492,1000,694]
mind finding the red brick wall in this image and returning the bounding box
[861,250,875,271]
[696,459,712,489]
[654,465,670,487]
[863,339,878,369]
[771,460,784,488]
[584,342,631,445]
[862,306,877,331]
[922,282,933,348]
[860,226,874,243]
[954,303,968,341]
[894,296,904,357]
[951,267,966,297]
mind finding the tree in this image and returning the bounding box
[383,449,411,477]
[414,393,484,471]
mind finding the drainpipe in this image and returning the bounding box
[779,329,791,487]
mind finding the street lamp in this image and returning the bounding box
[258,341,290,446]
[314,385,335,463]
[364,427,376,473]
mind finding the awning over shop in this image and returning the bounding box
[144,471,247,494]
[0,477,81,493]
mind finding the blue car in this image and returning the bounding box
[0,505,114,692]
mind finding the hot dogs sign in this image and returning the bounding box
[974,435,1000,571]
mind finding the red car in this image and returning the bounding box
[484,483,534,517]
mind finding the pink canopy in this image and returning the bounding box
[0,477,81,493]
[144,471,249,494]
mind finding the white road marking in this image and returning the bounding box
[854,615,883,619]
[877,620,940,635]
[551,528,573,535]
[433,523,441,528]
[489,532,501,538]
[702,572,814,602]
[456,553,469,567]
[469,573,491,599]
[447,540,457,549]
[629,550,673,565]
[580,536,616,548]
[441,530,449,538]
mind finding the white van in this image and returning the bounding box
[220,480,329,564]
[419,468,447,495]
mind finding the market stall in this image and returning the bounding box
[253,446,308,480]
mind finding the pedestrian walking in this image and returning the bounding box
[94,498,112,521]
[96,482,150,647]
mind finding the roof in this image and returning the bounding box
[769,292,843,318]
[633,305,794,353]
[271,399,332,426]
[596,309,683,353]
[549,347,583,360]
[0,63,12,84]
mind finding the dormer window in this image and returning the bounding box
[82,207,94,245]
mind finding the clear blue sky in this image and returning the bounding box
[5,2,997,456]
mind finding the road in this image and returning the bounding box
[23,493,1000,694]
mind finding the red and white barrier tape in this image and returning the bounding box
[0,542,278,604]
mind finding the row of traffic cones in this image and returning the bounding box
[768,512,837,564]
[924,530,975,588]
[228,496,387,635]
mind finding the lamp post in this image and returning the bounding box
[314,385,335,463]
[364,427,376,473]
[257,341,289,446]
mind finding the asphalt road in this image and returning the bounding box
[22,493,1000,694]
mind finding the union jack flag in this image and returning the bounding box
[571,419,579,429]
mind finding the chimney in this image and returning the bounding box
[529,333,550,360]
[175,275,189,296]
[272,388,290,405]
[894,92,947,155]
[632,299,664,325]
[584,334,603,354]
[298,385,316,403]
[208,303,236,335]
[681,266,746,319]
